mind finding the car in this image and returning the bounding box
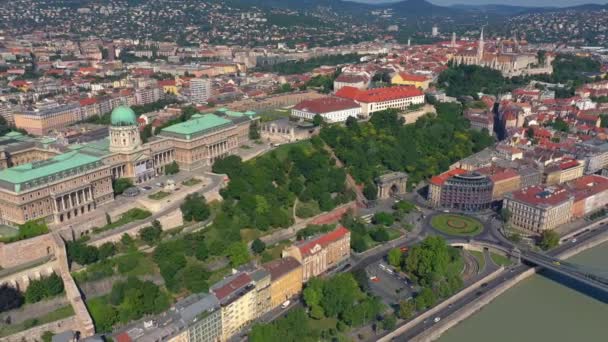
[553,261,561,266]
[281,300,291,309]
[480,282,488,288]
[370,276,380,283]
[571,238,577,243]
[433,317,441,323]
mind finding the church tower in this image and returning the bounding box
[109,105,141,153]
[477,27,485,62]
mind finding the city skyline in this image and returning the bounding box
[351,0,608,7]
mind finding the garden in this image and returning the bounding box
[430,214,484,237]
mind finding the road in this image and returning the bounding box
[389,222,608,341]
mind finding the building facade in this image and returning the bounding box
[335,86,425,117]
[14,103,82,136]
[211,273,257,341]
[438,172,494,211]
[282,225,350,283]
[504,186,573,233]
[291,97,361,123]
[262,256,303,309]
[190,78,212,104]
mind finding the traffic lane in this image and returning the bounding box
[392,265,528,341]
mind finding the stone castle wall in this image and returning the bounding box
[0,233,56,269]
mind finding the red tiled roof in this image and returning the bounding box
[116,332,133,342]
[510,186,572,206]
[79,98,97,106]
[297,226,350,257]
[293,96,360,114]
[335,86,423,103]
[158,79,176,87]
[559,160,580,170]
[335,74,368,83]
[212,273,252,301]
[429,168,467,186]
[262,256,301,281]
[397,73,428,82]
[567,175,608,201]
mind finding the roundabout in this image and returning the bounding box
[430,214,484,237]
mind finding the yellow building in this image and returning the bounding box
[544,159,585,185]
[391,73,431,90]
[262,256,303,309]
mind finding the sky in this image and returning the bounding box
[351,0,608,7]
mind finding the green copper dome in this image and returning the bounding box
[110,106,137,126]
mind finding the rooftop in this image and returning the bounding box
[335,86,423,103]
[293,96,360,114]
[296,225,350,257]
[0,151,102,192]
[262,256,301,281]
[509,185,572,207]
[429,168,468,186]
[160,114,232,139]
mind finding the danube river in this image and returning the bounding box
[439,242,608,342]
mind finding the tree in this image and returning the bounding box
[181,264,210,293]
[0,284,24,312]
[372,212,394,226]
[67,241,99,265]
[370,227,390,242]
[25,273,64,303]
[139,225,162,245]
[41,331,54,342]
[387,248,402,268]
[539,230,560,250]
[363,182,377,200]
[398,300,415,319]
[381,314,397,331]
[526,127,535,139]
[313,114,324,127]
[227,242,250,267]
[113,178,133,195]
[164,161,180,175]
[98,242,117,260]
[16,220,49,240]
[181,193,211,222]
[500,208,511,223]
[414,287,436,311]
[249,120,261,140]
[251,238,266,254]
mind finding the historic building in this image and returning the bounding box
[262,256,303,309]
[335,85,425,117]
[0,105,256,226]
[291,96,361,123]
[282,225,350,283]
[428,170,494,211]
[13,103,82,136]
[504,185,573,233]
[452,28,553,77]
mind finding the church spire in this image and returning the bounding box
[477,26,484,61]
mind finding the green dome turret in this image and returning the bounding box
[110,106,137,126]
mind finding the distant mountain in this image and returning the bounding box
[449,4,547,16]
[386,0,462,17]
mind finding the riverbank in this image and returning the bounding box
[407,230,608,342]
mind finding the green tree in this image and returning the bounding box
[164,161,180,175]
[313,114,324,127]
[41,331,54,342]
[139,225,162,246]
[500,208,512,223]
[98,242,117,260]
[180,193,211,222]
[112,178,133,195]
[398,300,415,319]
[372,212,394,226]
[415,287,436,311]
[251,238,266,254]
[381,314,397,331]
[363,182,377,200]
[181,264,210,293]
[370,227,390,242]
[539,230,560,250]
[16,220,49,240]
[249,120,261,140]
[387,248,402,268]
[227,242,250,267]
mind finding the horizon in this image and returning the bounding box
[349,0,608,7]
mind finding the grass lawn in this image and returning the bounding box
[490,252,513,266]
[272,140,313,161]
[148,191,170,200]
[430,214,484,237]
[447,249,465,276]
[240,228,261,242]
[259,108,291,122]
[308,316,338,332]
[182,178,202,186]
[387,228,403,240]
[0,305,74,337]
[93,208,151,233]
[469,250,486,271]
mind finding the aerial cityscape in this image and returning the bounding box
[1,0,608,342]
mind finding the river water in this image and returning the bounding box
[439,242,608,342]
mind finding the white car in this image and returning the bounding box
[434,317,441,323]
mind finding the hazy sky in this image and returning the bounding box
[351,0,608,7]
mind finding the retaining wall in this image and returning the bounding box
[3,316,79,342]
